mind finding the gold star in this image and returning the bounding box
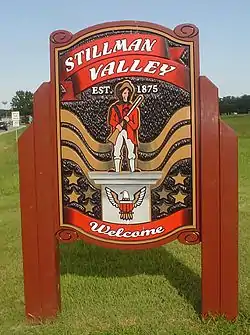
[69,189,80,203]
[172,191,186,204]
[172,172,186,186]
[84,185,96,200]
[68,172,79,185]
[159,200,170,214]
[84,199,94,214]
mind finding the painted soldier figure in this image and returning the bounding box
[108,80,140,172]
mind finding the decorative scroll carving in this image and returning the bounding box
[174,24,199,38]
[50,30,73,44]
[178,231,200,245]
[56,228,79,243]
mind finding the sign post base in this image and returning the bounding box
[18,83,61,321]
[200,76,238,321]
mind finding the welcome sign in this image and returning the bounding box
[53,23,199,248]
[18,21,238,321]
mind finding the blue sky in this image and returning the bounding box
[1,0,249,108]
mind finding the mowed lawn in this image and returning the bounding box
[0,116,249,335]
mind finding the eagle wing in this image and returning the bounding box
[133,187,146,208]
[105,187,119,208]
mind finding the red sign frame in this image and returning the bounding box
[52,22,201,249]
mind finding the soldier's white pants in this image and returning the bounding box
[114,129,136,172]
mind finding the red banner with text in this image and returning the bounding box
[59,33,189,101]
[64,207,192,244]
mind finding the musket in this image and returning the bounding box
[107,94,144,145]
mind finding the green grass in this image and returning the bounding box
[0,119,249,335]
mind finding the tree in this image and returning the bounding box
[11,90,33,117]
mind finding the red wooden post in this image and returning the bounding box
[200,76,221,317]
[18,124,42,319]
[219,121,238,320]
[200,76,238,320]
[18,83,61,321]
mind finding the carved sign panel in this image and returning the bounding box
[53,23,198,248]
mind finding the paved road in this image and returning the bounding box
[0,125,26,136]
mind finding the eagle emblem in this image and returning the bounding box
[105,187,146,221]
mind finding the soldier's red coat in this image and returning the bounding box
[109,103,140,145]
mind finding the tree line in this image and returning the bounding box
[3,90,250,121]
[219,95,250,115]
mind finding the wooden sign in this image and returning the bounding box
[18,21,238,322]
[56,23,199,249]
